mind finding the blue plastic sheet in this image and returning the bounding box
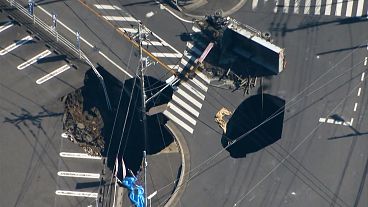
[122,177,145,207]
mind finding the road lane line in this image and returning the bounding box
[181,82,205,100]
[58,171,100,179]
[102,16,138,22]
[59,152,101,159]
[304,0,311,14]
[354,103,358,111]
[315,0,321,15]
[163,110,193,133]
[55,190,98,198]
[94,4,121,10]
[345,0,354,17]
[361,72,365,81]
[252,0,259,10]
[151,53,182,58]
[36,64,70,84]
[168,102,196,125]
[283,0,290,13]
[335,0,343,16]
[177,88,202,108]
[325,0,332,15]
[190,78,208,92]
[356,0,365,16]
[0,35,32,55]
[319,118,326,122]
[350,118,354,125]
[364,57,367,66]
[36,5,133,78]
[357,88,362,96]
[172,94,200,117]
[119,27,138,34]
[17,50,52,70]
[0,21,13,33]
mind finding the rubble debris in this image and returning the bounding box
[215,107,232,133]
[62,89,105,156]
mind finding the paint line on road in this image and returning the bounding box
[119,27,138,34]
[335,0,343,16]
[36,64,70,84]
[364,57,367,66]
[151,52,182,58]
[283,0,290,13]
[172,94,200,117]
[0,35,32,55]
[326,118,334,123]
[357,88,362,96]
[361,72,365,81]
[59,152,101,160]
[319,118,326,122]
[293,0,299,13]
[181,81,205,100]
[158,2,193,23]
[168,65,180,70]
[354,103,358,111]
[252,0,258,10]
[196,71,211,84]
[58,171,100,179]
[142,40,168,47]
[0,21,13,33]
[304,0,311,14]
[103,16,138,22]
[168,102,196,125]
[36,5,132,77]
[350,118,354,126]
[55,190,98,198]
[163,110,193,133]
[94,4,121,10]
[17,50,52,70]
[314,0,321,15]
[325,0,332,15]
[356,0,365,16]
[177,88,202,109]
[345,0,354,17]
[190,78,208,92]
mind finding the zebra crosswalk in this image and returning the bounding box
[93,4,183,67]
[251,0,368,17]
[163,41,212,134]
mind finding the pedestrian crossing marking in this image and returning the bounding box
[119,27,138,34]
[103,16,138,22]
[356,0,365,16]
[325,0,333,15]
[163,110,194,133]
[172,94,200,117]
[190,78,208,92]
[335,0,343,16]
[181,81,205,100]
[177,88,202,108]
[151,52,182,58]
[94,4,121,10]
[168,102,197,125]
[346,0,354,17]
[315,0,322,15]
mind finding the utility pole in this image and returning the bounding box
[138,21,148,207]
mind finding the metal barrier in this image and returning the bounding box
[6,0,112,110]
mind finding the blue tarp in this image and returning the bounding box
[122,177,145,207]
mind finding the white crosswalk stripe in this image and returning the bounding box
[255,0,368,17]
[94,4,121,10]
[55,190,98,198]
[103,16,138,22]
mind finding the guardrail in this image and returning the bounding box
[6,0,112,110]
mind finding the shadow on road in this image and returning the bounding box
[222,94,285,158]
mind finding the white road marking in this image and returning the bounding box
[94,4,121,10]
[357,88,362,96]
[190,78,208,92]
[283,0,290,13]
[315,0,321,15]
[172,94,200,117]
[151,52,182,58]
[304,0,311,14]
[252,0,259,10]
[58,171,100,179]
[364,57,367,66]
[0,35,32,55]
[157,1,193,23]
[119,27,138,34]
[61,132,69,138]
[350,118,354,125]
[274,0,279,12]
[293,0,299,14]
[361,72,365,81]
[168,102,196,125]
[196,71,211,84]
[36,64,70,84]
[356,0,365,16]
[325,0,332,15]
[181,82,205,100]
[36,5,132,78]
[319,118,326,122]
[0,21,13,33]
[168,65,180,70]
[17,50,52,70]
[354,103,358,111]
[327,118,334,123]
[192,26,201,32]
[163,110,193,133]
[55,190,98,198]
[345,0,354,17]
[59,152,101,160]
[146,11,155,18]
[187,43,202,56]
[177,88,202,108]
[142,40,168,47]
[103,16,138,22]
[335,0,343,16]
[334,120,343,125]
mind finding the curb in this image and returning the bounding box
[164,120,190,207]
